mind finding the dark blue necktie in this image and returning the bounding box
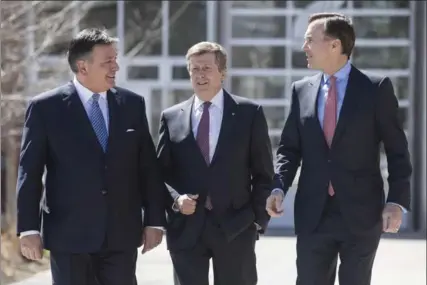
[89,93,108,152]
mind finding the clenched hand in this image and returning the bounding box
[382,204,403,233]
[20,234,43,260]
[141,227,163,254]
[177,194,199,215]
[266,191,284,217]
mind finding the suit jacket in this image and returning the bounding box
[272,65,412,235]
[157,90,274,251]
[16,81,166,253]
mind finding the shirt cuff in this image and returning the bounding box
[386,202,408,213]
[272,188,285,197]
[146,226,165,231]
[19,230,40,238]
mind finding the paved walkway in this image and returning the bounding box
[11,236,426,285]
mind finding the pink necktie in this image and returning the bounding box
[323,76,337,196]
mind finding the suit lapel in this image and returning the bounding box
[62,82,104,156]
[331,67,361,148]
[178,96,210,167]
[305,74,329,149]
[210,91,237,166]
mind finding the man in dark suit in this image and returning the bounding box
[266,13,412,285]
[157,41,274,285]
[16,28,166,285]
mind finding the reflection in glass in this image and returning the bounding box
[172,66,190,80]
[127,66,158,80]
[150,89,162,142]
[124,1,162,56]
[389,77,409,100]
[232,16,286,38]
[352,17,410,38]
[80,2,117,32]
[397,107,409,131]
[232,46,286,68]
[291,50,308,69]
[292,0,346,9]
[231,1,287,8]
[263,106,286,129]
[353,0,410,9]
[231,76,286,99]
[169,1,207,56]
[170,89,194,105]
[352,47,409,69]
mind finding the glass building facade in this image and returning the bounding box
[25,1,426,232]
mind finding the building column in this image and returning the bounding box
[411,0,426,234]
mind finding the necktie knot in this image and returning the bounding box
[92,93,100,102]
[203,101,211,111]
[329,75,337,84]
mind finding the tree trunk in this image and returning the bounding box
[4,131,18,235]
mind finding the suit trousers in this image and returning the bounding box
[295,196,382,285]
[170,210,258,285]
[50,237,138,285]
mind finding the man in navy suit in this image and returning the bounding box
[266,13,412,285]
[16,28,166,285]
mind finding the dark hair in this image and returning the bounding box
[308,13,355,59]
[67,28,118,73]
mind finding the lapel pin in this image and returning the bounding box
[232,113,235,116]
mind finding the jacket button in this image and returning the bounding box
[101,190,107,195]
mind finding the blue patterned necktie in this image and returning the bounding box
[89,93,108,152]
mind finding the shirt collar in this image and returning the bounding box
[322,60,352,83]
[193,89,224,112]
[73,77,107,103]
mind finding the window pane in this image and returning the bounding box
[291,50,308,69]
[231,76,286,99]
[232,16,286,38]
[172,66,190,80]
[389,77,409,100]
[263,106,286,129]
[353,0,410,9]
[292,0,347,9]
[150,89,162,141]
[170,89,193,105]
[127,66,158,80]
[353,16,410,38]
[231,1,287,8]
[352,47,409,69]
[35,2,74,55]
[169,1,207,56]
[270,134,282,154]
[79,2,117,32]
[398,107,409,130]
[232,46,286,68]
[124,1,162,56]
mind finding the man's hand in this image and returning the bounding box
[20,234,43,260]
[266,190,284,217]
[177,194,199,215]
[382,204,403,233]
[141,227,163,254]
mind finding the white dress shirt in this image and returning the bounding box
[192,89,224,160]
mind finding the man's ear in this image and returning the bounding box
[76,60,88,75]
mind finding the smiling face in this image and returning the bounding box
[76,44,119,93]
[188,52,224,100]
[302,20,338,71]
